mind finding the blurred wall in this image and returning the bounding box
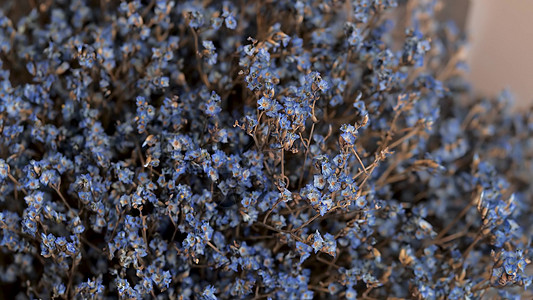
[466,0,533,108]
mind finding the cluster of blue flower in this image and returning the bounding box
[0,0,532,299]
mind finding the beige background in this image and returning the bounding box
[466,0,533,109]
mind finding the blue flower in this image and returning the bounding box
[202,40,218,65]
[0,159,8,180]
[225,16,237,30]
[202,285,218,300]
[312,230,324,253]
